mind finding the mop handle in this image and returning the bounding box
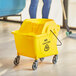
[60,0,67,20]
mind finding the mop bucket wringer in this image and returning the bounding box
[12,19,61,70]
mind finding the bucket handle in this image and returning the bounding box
[50,30,62,46]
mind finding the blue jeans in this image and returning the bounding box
[29,0,52,18]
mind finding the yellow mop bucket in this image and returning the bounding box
[12,19,61,70]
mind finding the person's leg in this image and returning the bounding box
[29,0,39,18]
[42,0,52,18]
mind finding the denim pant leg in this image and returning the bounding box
[42,0,52,18]
[29,0,39,18]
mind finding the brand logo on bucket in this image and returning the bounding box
[43,39,50,51]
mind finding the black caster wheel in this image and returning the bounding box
[52,55,58,64]
[32,60,38,70]
[40,58,44,62]
[14,56,20,66]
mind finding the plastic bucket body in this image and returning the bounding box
[12,19,60,60]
